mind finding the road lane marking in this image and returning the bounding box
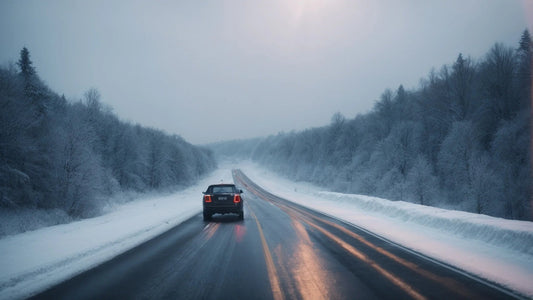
[303,218,426,300]
[246,203,284,300]
[303,213,477,298]
[240,175,331,299]
[237,172,425,300]
[279,204,427,300]
[275,200,478,299]
[202,223,220,241]
[235,169,523,299]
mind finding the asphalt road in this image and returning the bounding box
[31,170,520,300]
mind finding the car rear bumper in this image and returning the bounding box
[203,204,243,214]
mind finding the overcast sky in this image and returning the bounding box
[0,0,531,144]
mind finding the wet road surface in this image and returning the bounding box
[31,170,520,300]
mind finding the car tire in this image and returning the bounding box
[238,211,244,220]
[203,212,211,221]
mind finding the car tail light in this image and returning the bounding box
[204,195,212,203]
[233,194,241,203]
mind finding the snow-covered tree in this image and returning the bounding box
[405,155,439,206]
[1,49,216,218]
[212,31,532,220]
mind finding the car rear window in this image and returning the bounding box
[211,186,235,193]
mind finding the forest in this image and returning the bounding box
[0,48,216,223]
[214,30,532,220]
[1,29,531,229]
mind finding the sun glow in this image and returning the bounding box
[287,0,343,26]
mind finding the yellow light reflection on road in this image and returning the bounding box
[303,219,426,300]
[304,212,476,299]
[291,220,330,300]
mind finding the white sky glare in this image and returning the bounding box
[0,0,530,144]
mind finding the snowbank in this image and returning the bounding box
[0,168,233,300]
[239,162,533,298]
[317,192,533,256]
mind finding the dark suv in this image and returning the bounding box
[202,184,244,221]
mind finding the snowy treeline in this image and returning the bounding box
[216,31,532,220]
[0,48,216,218]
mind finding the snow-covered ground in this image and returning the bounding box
[1,163,532,299]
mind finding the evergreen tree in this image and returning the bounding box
[395,85,410,120]
[516,29,532,109]
[450,53,475,120]
[17,47,36,80]
[519,29,532,53]
[16,47,41,102]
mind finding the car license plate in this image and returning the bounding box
[218,197,227,201]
